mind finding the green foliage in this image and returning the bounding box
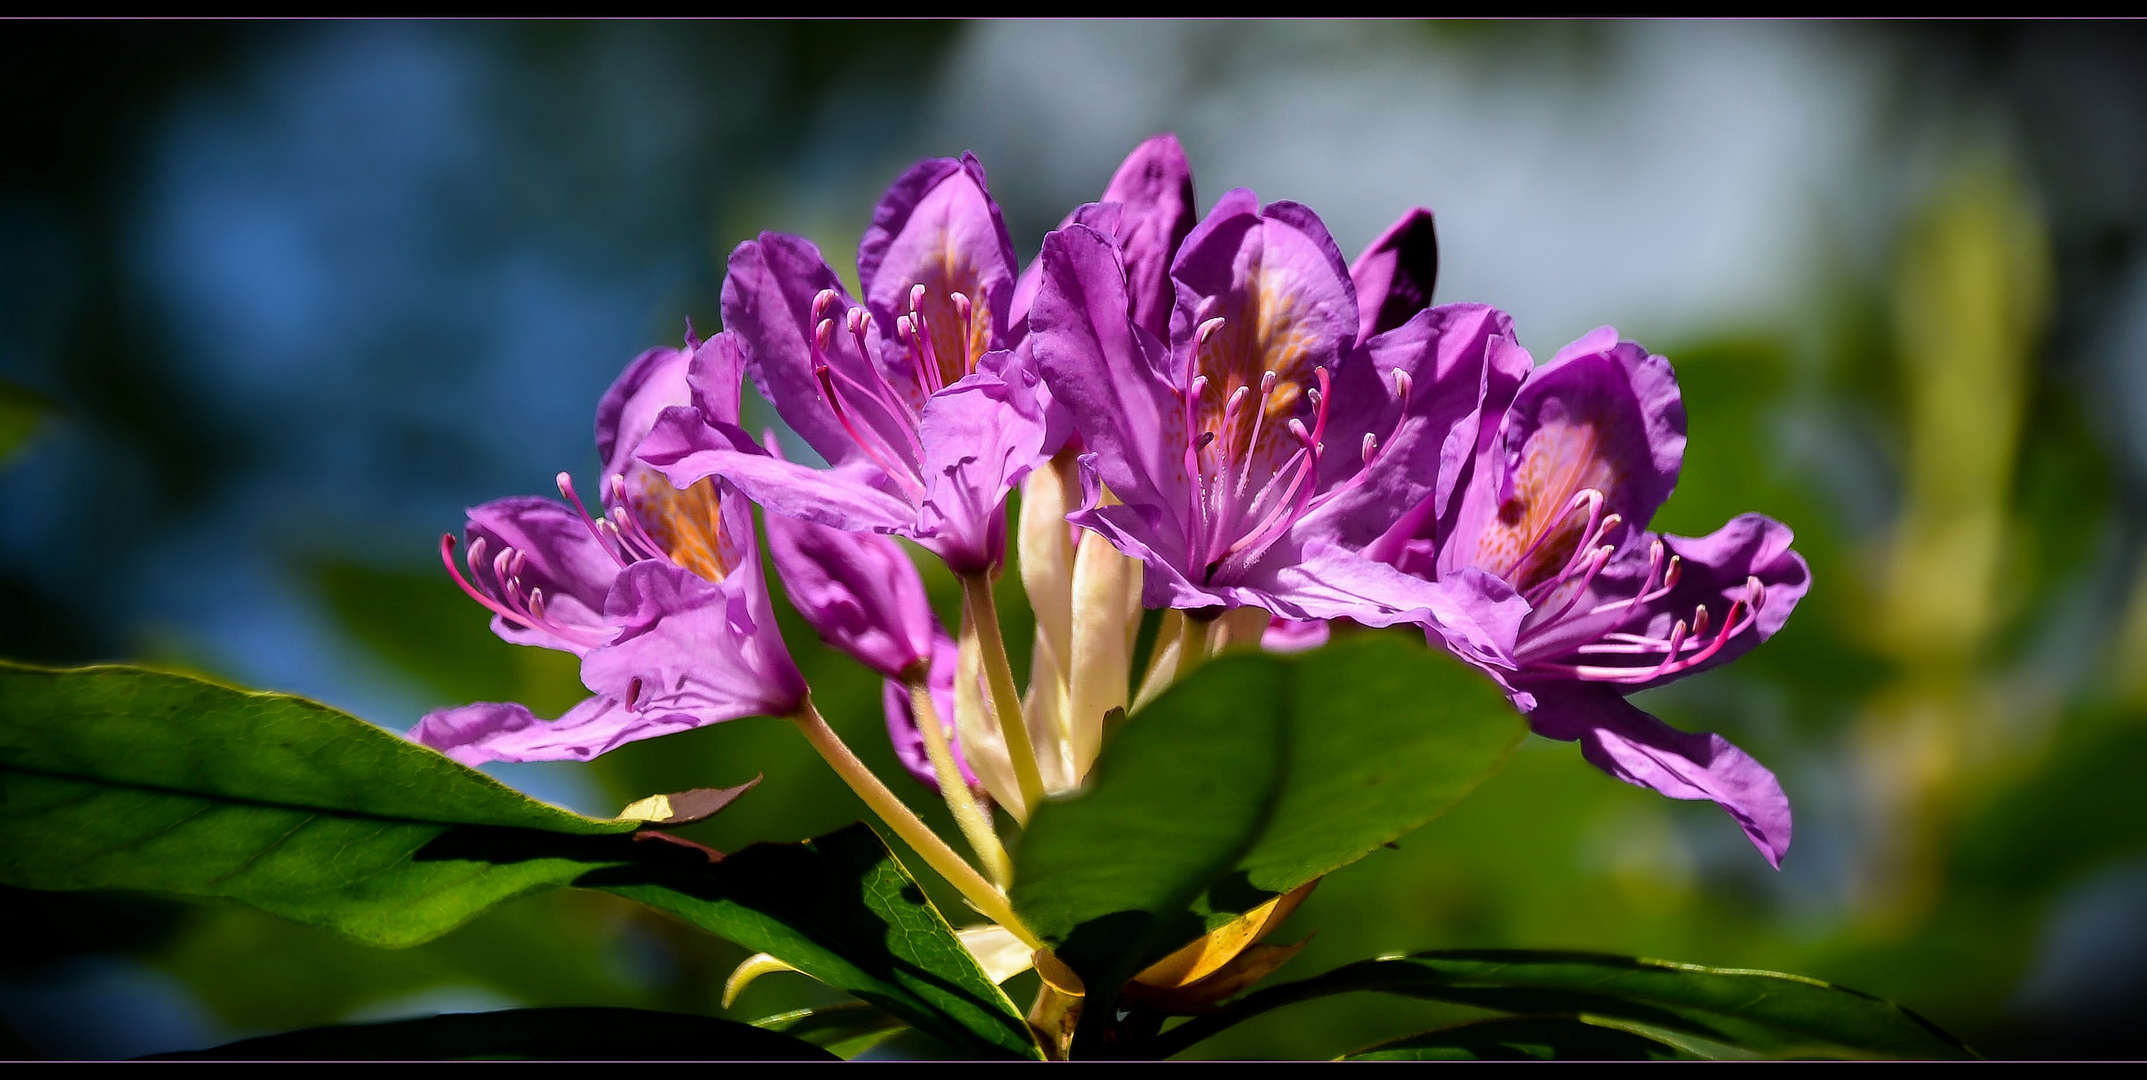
[752,1002,910,1059]
[1345,1014,1690,1060]
[0,661,629,946]
[1010,635,1525,1015]
[147,1006,837,1060]
[0,661,1038,1059]
[1155,950,1975,1060]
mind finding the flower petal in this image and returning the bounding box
[721,234,900,469]
[636,406,914,535]
[408,695,679,766]
[1446,329,1685,592]
[858,154,1020,369]
[1303,303,1519,553]
[1168,191,1356,408]
[765,508,937,680]
[1349,207,1439,343]
[595,343,694,484]
[583,558,806,727]
[1031,224,1190,527]
[1099,133,1197,341]
[914,350,1049,573]
[1524,682,1792,868]
[1525,513,1811,687]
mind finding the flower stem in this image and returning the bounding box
[961,572,1049,814]
[908,675,1014,888]
[791,697,1038,949]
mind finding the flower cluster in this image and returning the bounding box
[410,134,1809,935]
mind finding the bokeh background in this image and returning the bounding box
[5,19,2147,1060]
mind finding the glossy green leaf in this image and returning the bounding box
[0,662,1040,1060]
[145,1006,837,1060]
[1151,950,1975,1060]
[1010,635,1524,1007]
[1344,1014,1689,1060]
[753,1002,910,1059]
[0,661,632,945]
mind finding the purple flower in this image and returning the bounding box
[636,155,1047,576]
[1027,190,1519,657]
[410,332,806,766]
[1378,326,1809,866]
[762,504,937,682]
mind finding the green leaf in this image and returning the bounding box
[586,824,1039,1059]
[144,1006,838,1060]
[753,1002,910,1059]
[1010,635,1524,1005]
[1150,950,1975,1060]
[1344,1014,1689,1060]
[0,661,631,946]
[0,662,1040,1059]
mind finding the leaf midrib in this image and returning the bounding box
[0,761,622,835]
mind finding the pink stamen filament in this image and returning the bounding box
[439,535,609,649]
[557,472,629,568]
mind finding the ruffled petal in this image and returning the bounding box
[1349,207,1439,343]
[858,154,1020,370]
[1445,328,1685,593]
[1302,304,1519,554]
[582,559,806,727]
[914,350,1049,573]
[1167,191,1356,402]
[407,695,678,766]
[1523,682,1792,868]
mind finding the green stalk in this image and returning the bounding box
[908,675,1014,888]
[790,697,1038,948]
[961,572,1048,814]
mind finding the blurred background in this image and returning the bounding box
[4,19,2145,1060]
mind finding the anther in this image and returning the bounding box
[1392,369,1412,402]
[1307,387,1322,411]
[814,319,835,354]
[951,291,972,327]
[527,588,547,621]
[909,283,927,315]
[1361,432,1379,464]
[1196,316,1226,346]
[812,289,838,324]
[1260,370,1278,396]
[1190,375,1208,398]
[1287,418,1312,446]
[465,536,488,577]
[1195,431,1216,452]
[1691,604,1710,638]
[1227,385,1251,411]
